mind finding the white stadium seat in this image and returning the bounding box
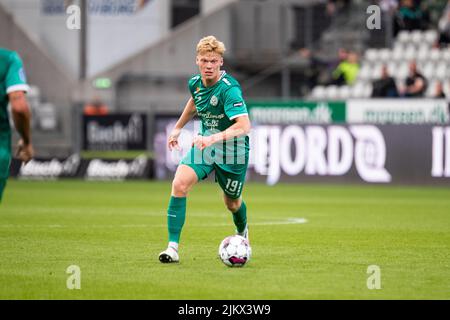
[392,45,404,61]
[404,44,417,61]
[379,48,391,61]
[424,30,438,45]
[311,85,327,100]
[426,80,439,98]
[325,85,339,100]
[396,62,410,80]
[358,64,372,80]
[411,30,424,45]
[363,83,373,98]
[372,63,383,80]
[417,44,429,61]
[365,49,379,62]
[422,61,435,80]
[435,61,448,80]
[441,49,450,62]
[429,48,441,61]
[338,86,351,100]
[397,30,411,44]
[351,82,366,98]
[387,61,397,75]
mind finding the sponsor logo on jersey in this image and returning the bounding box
[233,102,244,107]
[210,95,218,107]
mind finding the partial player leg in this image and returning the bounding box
[223,195,248,240]
[0,179,6,204]
[159,164,198,263]
[0,141,11,204]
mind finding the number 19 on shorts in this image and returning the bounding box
[225,179,243,197]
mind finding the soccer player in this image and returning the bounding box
[0,48,34,203]
[159,36,251,263]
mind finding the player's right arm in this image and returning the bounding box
[168,97,196,151]
[9,91,33,163]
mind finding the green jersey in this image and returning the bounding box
[0,48,29,135]
[188,71,249,156]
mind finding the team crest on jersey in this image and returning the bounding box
[196,87,200,93]
[210,95,218,107]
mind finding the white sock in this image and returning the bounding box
[169,242,179,251]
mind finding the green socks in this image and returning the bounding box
[232,201,247,234]
[167,197,246,244]
[167,196,186,244]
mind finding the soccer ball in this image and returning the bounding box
[218,235,251,267]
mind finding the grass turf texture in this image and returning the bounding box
[0,180,449,300]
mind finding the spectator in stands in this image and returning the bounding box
[438,1,450,47]
[83,97,109,116]
[401,61,428,97]
[394,0,426,34]
[372,65,399,97]
[331,51,360,86]
[433,81,447,98]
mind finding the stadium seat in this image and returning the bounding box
[311,86,327,100]
[422,61,435,80]
[426,80,438,98]
[444,82,450,97]
[338,86,351,100]
[365,49,379,62]
[411,30,424,45]
[363,83,373,98]
[396,62,409,80]
[358,64,372,80]
[435,61,447,80]
[372,63,383,80]
[417,44,429,61]
[351,82,366,98]
[392,45,404,61]
[404,45,417,61]
[424,30,438,45]
[379,48,391,61]
[397,30,411,44]
[441,49,450,62]
[429,48,441,62]
[387,61,397,75]
[325,85,339,100]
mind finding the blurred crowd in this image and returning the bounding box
[297,0,450,99]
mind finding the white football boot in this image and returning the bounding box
[158,246,179,263]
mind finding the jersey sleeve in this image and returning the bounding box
[6,51,29,94]
[224,86,248,120]
[188,75,200,98]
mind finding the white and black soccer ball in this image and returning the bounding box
[218,235,251,267]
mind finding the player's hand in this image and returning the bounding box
[15,139,34,164]
[168,128,181,151]
[193,135,215,151]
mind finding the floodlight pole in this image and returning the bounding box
[80,0,87,80]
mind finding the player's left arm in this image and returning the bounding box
[193,115,250,150]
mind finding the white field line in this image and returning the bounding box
[0,218,308,229]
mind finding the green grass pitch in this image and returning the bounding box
[0,179,449,299]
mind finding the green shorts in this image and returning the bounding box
[0,133,11,202]
[180,146,249,199]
